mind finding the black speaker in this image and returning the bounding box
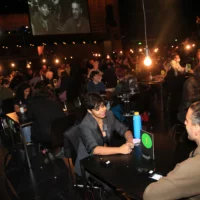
[106,5,117,27]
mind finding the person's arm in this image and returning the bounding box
[80,124,132,155]
[143,157,200,200]
[109,110,134,144]
[124,130,134,144]
[93,143,132,155]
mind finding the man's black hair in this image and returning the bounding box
[83,93,105,110]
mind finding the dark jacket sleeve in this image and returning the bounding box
[184,77,200,104]
[79,125,99,155]
[108,110,129,137]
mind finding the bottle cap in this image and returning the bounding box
[134,112,139,115]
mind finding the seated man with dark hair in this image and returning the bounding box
[143,101,200,200]
[75,93,134,176]
[178,65,200,123]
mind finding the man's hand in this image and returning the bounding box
[126,139,134,149]
[119,143,133,154]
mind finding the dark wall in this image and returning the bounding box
[119,0,199,44]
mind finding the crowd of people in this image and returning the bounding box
[1,47,200,199]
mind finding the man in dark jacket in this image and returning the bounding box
[178,66,200,123]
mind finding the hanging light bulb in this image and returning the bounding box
[141,0,152,67]
[144,56,152,66]
[144,48,152,67]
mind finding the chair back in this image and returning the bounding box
[51,114,76,148]
[63,125,80,164]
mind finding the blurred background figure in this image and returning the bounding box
[87,71,105,94]
[14,82,32,143]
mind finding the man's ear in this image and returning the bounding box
[87,109,92,114]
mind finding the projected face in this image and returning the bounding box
[72,2,82,19]
[39,4,50,17]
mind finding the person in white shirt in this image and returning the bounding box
[170,54,185,76]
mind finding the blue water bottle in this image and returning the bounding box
[133,112,142,139]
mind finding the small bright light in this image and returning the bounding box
[42,59,46,63]
[2,46,5,48]
[106,55,110,59]
[72,42,75,44]
[139,48,142,52]
[83,41,86,44]
[26,64,31,69]
[120,51,123,54]
[25,26,29,29]
[42,43,46,46]
[63,42,66,45]
[171,46,174,48]
[192,44,195,47]
[138,42,142,45]
[176,46,179,49]
[70,56,73,59]
[130,49,134,53]
[186,45,191,50]
[113,51,115,54]
[54,42,57,45]
[154,48,159,53]
[64,57,67,60]
[6,46,8,49]
[55,59,60,64]
[144,56,152,66]
[175,39,178,42]
[0,65,2,72]
[94,41,97,44]
[11,63,15,67]
[98,54,101,57]
[29,62,32,64]
[8,32,11,34]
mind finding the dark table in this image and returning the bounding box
[80,143,175,200]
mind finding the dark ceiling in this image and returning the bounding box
[0,0,28,14]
